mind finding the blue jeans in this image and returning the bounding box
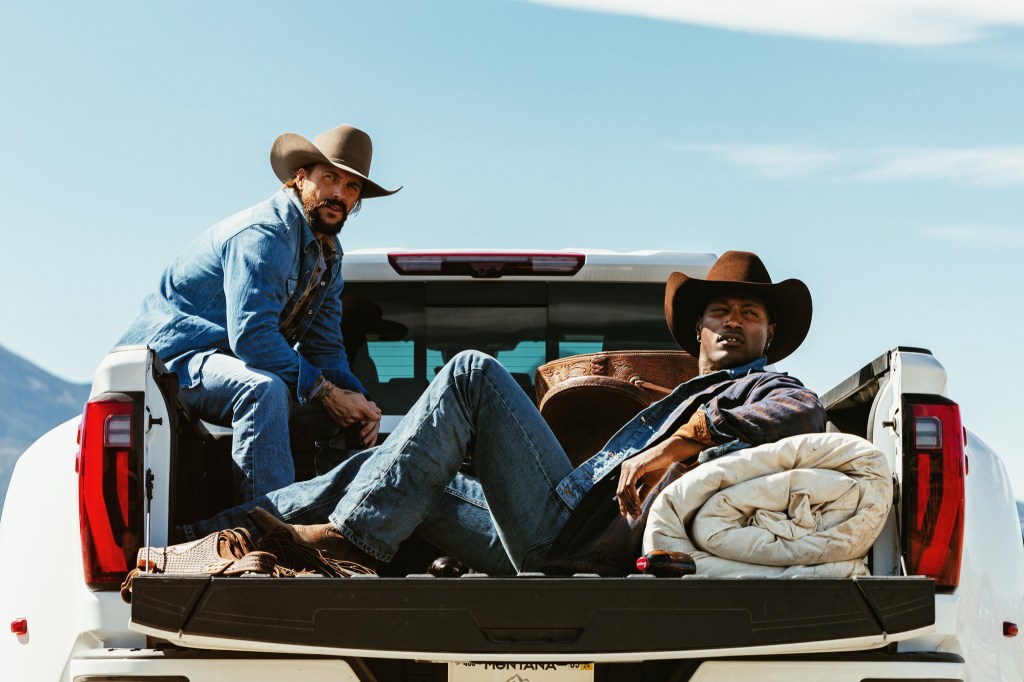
[180,352,341,504]
[186,351,575,575]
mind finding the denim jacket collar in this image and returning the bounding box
[723,355,767,379]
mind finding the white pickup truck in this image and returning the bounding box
[2,250,1022,682]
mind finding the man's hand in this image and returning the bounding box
[319,382,382,446]
[616,436,702,520]
[357,404,382,447]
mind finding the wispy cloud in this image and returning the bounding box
[678,144,837,178]
[923,224,1024,247]
[854,148,1024,185]
[524,0,1024,46]
[677,143,1024,186]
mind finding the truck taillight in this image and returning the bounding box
[78,393,143,588]
[388,252,585,278]
[902,396,965,591]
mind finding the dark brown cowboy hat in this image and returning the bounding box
[270,124,401,199]
[664,250,812,364]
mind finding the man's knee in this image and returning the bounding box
[448,350,501,375]
[245,371,290,412]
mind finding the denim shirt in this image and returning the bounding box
[554,356,826,510]
[117,189,366,403]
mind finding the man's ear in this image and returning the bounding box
[294,167,307,189]
[766,323,776,349]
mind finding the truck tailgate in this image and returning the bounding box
[129,574,934,660]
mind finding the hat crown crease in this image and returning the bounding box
[706,251,772,285]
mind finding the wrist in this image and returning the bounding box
[315,380,335,403]
[665,434,703,462]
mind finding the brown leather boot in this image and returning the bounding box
[248,507,376,575]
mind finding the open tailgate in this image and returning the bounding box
[129,574,934,660]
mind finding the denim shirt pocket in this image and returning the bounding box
[285,276,299,296]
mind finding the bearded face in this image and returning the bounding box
[301,184,349,236]
[294,164,363,236]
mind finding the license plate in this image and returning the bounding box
[449,662,594,681]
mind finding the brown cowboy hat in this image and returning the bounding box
[270,124,401,199]
[664,250,812,364]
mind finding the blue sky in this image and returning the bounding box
[2,1,1023,494]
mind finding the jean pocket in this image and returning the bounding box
[286,276,299,296]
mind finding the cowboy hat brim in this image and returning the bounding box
[270,133,401,199]
[664,273,812,364]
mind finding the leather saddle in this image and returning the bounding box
[534,350,698,467]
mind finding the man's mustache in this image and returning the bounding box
[316,199,349,220]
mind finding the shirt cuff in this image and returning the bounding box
[296,355,321,405]
[671,407,719,447]
[308,375,327,403]
[697,438,751,463]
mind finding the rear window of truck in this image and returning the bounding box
[341,282,677,414]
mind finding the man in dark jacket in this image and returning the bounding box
[181,251,827,575]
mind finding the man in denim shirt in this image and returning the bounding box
[183,251,826,575]
[118,124,400,504]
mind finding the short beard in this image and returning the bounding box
[301,188,348,236]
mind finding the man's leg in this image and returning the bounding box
[185,447,375,538]
[185,351,573,572]
[329,350,574,571]
[415,473,517,575]
[179,353,294,504]
[185,457,517,575]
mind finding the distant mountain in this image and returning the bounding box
[0,344,91,510]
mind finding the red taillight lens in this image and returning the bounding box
[388,252,585,278]
[903,397,965,590]
[78,394,142,587]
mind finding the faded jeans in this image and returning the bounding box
[185,351,576,575]
[180,352,341,504]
